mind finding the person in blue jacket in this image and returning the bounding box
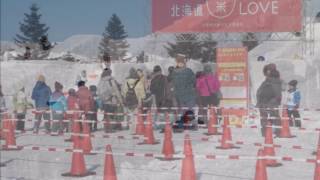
[49,81,67,134]
[32,75,52,133]
[286,80,301,127]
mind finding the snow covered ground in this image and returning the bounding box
[0,110,319,180]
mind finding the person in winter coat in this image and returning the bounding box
[75,70,88,86]
[49,82,67,134]
[150,66,170,110]
[88,85,100,131]
[0,85,7,129]
[98,68,124,132]
[122,68,146,133]
[32,75,52,133]
[150,66,170,130]
[76,80,93,114]
[13,86,28,131]
[256,66,283,137]
[137,69,147,106]
[0,85,6,112]
[67,89,79,111]
[196,64,222,123]
[122,68,146,110]
[172,54,196,108]
[285,80,301,127]
[172,54,197,129]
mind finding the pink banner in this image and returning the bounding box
[152,0,302,33]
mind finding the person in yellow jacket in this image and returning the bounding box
[122,68,146,133]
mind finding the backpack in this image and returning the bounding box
[124,80,139,109]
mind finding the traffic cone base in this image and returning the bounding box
[2,146,22,151]
[266,162,282,167]
[138,141,160,145]
[216,145,240,150]
[61,171,96,177]
[204,132,222,136]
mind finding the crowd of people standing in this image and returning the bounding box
[0,53,302,137]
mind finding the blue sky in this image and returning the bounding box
[1,0,151,42]
[1,0,319,42]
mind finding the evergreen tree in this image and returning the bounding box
[315,12,320,22]
[242,33,259,52]
[200,34,218,63]
[165,33,202,61]
[14,3,49,47]
[99,14,129,61]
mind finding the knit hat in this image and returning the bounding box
[175,54,186,64]
[153,65,162,73]
[38,74,45,82]
[128,68,139,79]
[288,80,298,87]
[54,81,63,91]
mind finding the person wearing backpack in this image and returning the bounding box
[49,82,67,134]
[98,68,124,132]
[122,68,146,133]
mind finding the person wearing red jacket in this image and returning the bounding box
[76,81,93,130]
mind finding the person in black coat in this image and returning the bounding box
[150,66,169,109]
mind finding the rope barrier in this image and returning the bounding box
[1,144,318,164]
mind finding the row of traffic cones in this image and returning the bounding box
[62,136,117,179]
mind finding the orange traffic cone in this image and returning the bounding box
[162,114,175,160]
[264,122,282,167]
[205,107,220,136]
[255,149,268,180]
[135,109,145,135]
[3,114,21,151]
[140,111,158,145]
[81,121,95,155]
[280,108,294,138]
[181,134,196,180]
[217,117,237,149]
[104,145,117,180]
[62,136,96,177]
[65,112,80,142]
[0,113,9,140]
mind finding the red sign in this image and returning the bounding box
[152,0,302,33]
[216,47,249,125]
